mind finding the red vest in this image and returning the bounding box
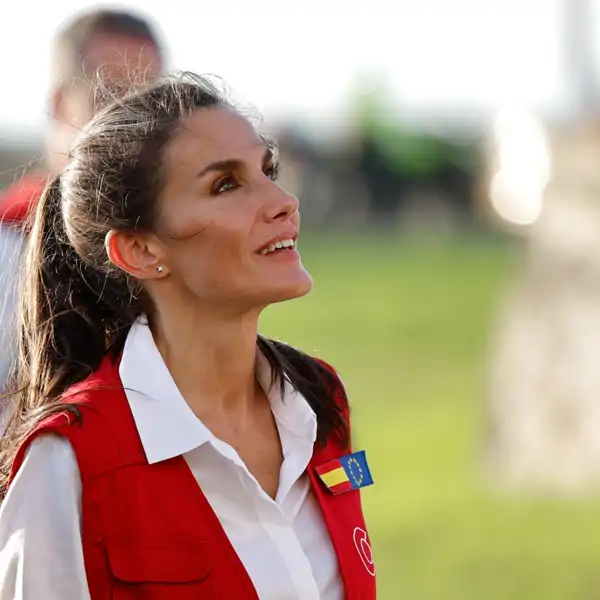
[10,355,376,600]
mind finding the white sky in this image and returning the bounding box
[0,0,597,133]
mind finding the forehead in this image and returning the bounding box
[165,108,264,170]
[83,33,162,84]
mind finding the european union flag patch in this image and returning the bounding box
[316,450,374,495]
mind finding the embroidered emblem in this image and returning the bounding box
[353,527,375,576]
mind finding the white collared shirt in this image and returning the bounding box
[0,321,343,600]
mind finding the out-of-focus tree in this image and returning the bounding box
[346,72,479,229]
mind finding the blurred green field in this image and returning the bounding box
[261,233,600,600]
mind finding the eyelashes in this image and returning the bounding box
[210,162,282,196]
[264,162,281,181]
[211,175,237,195]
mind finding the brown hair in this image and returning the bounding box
[0,73,348,499]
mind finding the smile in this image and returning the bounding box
[259,238,296,255]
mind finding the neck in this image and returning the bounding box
[150,303,262,418]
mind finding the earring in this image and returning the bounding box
[156,265,164,274]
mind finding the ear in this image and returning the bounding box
[105,230,168,280]
[50,86,66,121]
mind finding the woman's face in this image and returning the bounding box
[154,106,313,312]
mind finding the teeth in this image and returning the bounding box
[259,238,295,255]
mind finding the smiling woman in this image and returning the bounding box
[0,72,375,600]
[137,105,311,310]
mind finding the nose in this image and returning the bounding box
[264,183,299,222]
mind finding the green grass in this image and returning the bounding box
[260,232,600,600]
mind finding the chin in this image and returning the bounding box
[265,274,314,305]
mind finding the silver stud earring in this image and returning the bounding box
[156,265,164,274]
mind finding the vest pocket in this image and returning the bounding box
[105,539,215,598]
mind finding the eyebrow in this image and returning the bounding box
[196,144,277,179]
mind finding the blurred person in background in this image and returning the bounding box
[0,8,164,395]
[0,73,375,599]
[0,227,24,398]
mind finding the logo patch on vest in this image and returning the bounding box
[315,450,374,494]
[353,527,376,576]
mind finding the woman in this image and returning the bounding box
[0,73,375,599]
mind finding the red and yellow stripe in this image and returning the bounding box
[316,458,354,494]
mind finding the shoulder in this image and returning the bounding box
[8,411,84,488]
[9,355,131,486]
[54,353,127,427]
[4,434,80,514]
[17,434,78,478]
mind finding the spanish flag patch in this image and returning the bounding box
[316,450,374,495]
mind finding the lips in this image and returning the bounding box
[258,238,296,255]
[257,232,298,255]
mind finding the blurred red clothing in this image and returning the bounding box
[0,174,47,228]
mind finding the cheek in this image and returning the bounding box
[160,205,214,241]
[158,193,259,293]
[165,220,252,284]
[159,189,252,241]
[162,192,258,247]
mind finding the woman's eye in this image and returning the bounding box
[264,163,281,181]
[212,175,239,195]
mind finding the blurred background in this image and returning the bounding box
[2,0,600,597]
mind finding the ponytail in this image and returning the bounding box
[0,175,137,499]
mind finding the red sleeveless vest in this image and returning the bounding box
[9,355,376,600]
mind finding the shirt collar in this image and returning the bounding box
[119,320,317,464]
[255,350,317,444]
